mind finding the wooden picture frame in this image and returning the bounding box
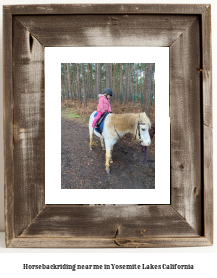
[3,4,213,248]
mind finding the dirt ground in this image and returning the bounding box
[61,99,155,189]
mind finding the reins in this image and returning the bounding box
[141,146,147,165]
[114,125,121,139]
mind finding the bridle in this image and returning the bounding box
[114,114,147,141]
[135,114,146,142]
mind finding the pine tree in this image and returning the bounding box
[106,63,112,89]
[96,63,101,97]
[124,63,128,104]
[142,63,154,116]
[120,63,123,102]
[67,63,73,100]
[81,63,87,106]
[76,63,81,102]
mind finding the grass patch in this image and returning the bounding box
[67,113,80,118]
[61,108,80,118]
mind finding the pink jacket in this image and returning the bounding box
[97,94,112,113]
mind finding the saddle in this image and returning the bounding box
[94,112,110,134]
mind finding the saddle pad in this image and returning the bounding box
[94,112,109,134]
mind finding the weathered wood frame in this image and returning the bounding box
[3,4,212,248]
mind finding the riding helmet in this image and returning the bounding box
[103,88,113,96]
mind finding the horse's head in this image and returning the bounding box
[135,112,151,146]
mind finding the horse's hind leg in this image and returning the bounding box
[89,127,93,150]
[100,138,105,150]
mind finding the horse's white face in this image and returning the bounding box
[139,124,151,146]
[137,113,151,146]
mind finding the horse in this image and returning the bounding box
[89,111,151,174]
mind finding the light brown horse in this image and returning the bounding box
[89,112,151,174]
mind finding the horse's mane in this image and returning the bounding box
[109,112,151,133]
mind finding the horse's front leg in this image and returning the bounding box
[110,145,114,163]
[100,138,105,150]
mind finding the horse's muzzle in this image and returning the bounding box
[141,141,151,146]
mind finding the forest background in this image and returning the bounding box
[61,63,155,120]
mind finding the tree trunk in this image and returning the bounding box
[136,74,138,104]
[106,63,109,87]
[72,63,76,100]
[63,64,69,99]
[120,63,123,102]
[116,63,118,99]
[140,64,143,103]
[96,63,101,98]
[106,63,112,89]
[96,63,98,98]
[110,63,113,103]
[71,64,74,99]
[73,63,77,99]
[81,63,87,106]
[61,75,66,98]
[151,64,155,107]
[87,63,89,98]
[94,63,97,98]
[128,63,131,102]
[89,63,93,98]
[130,63,134,102]
[67,63,73,100]
[110,63,113,89]
[77,63,81,102]
[99,64,102,94]
[124,63,128,104]
[142,63,154,116]
[113,63,116,100]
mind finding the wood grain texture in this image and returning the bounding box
[204,125,213,243]
[16,15,197,47]
[3,4,213,248]
[170,17,202,234]
[201,6,213,244]
[202,6,212,128]
[20,205,199,238]
[13,17,45,237]
[8,237,212,248]
[3,7,14,247]
[4,4,207,15]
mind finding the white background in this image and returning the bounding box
[45,47,170,204]
[0,0,216,276]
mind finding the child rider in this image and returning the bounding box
[92,88,112,128]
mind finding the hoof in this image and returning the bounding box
[103,148,106,151]
[110,161,113,164]
[90,148,92,151]
[106,170,110,174]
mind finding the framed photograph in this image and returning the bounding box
[45,47,170,204]
[4,4,213,247]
